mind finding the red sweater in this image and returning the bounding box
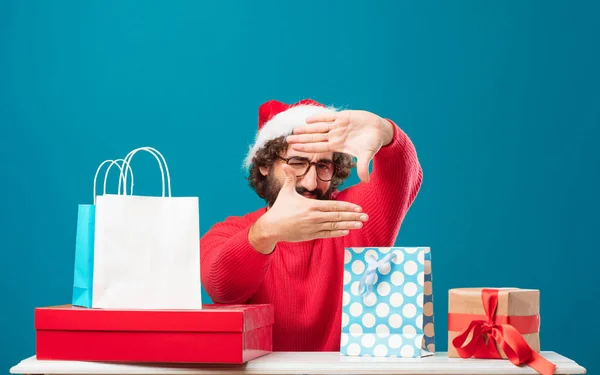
[200,121,423,352]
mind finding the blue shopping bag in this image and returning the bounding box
[340,247,435,358]
[72,204,96,307]
[72,159,131,308]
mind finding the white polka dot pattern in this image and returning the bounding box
[365,249,379,261]
[376,303,390,317]
[341,333,349,347]
[344,250,353,264]
[415,314,423,330]
[389,313,403,328]
[401,345,415,357]
[391,271,404,286]
[403,303,417,318]
[362,313,376,328]
[377,281,391,296]
[378,262,392,275]
[416,293,424,308]
[389,334,402,348]
[363,292,377,307]
[350,323,363,337]
[347,343,361,355]
[343,292,350,306]
[376,324,390,337]
[350,302,363,317]
[362,334,376,348]
[342,312,349,327]
[404,282,417,296]
[390,292,404,307]
[403,324,417,335]
[340,247,435,358]
[343,271,351,285]
[352,260,365,275]
[374,345,388,357]
[404,260,418,275]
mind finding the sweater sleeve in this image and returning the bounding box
[200,215,273,304]
[337,120,423,247]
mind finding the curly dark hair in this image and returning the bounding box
[247,135,355,201]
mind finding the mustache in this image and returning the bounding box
[296,186,325,199]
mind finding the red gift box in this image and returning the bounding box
[35,304,274,364]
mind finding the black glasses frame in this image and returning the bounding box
[277,156,336,182]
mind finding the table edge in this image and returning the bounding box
[9,352,587,375]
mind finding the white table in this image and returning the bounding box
[10,352,586,375]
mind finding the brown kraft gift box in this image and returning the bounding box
[447,287,541,358]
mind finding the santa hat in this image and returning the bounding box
[243,98,338,169]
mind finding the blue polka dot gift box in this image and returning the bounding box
[340,247,435,358]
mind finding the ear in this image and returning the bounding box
[259,165,270,176]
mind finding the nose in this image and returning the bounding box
[299,164,318,192]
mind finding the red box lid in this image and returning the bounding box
[35,304,274,333]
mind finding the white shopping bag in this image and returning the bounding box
[92,147,202,309]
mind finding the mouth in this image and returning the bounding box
[302,193,316,199]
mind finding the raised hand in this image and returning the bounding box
[249,164,369,254]
[286,110,394,183]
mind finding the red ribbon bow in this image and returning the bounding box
[451,288,556,375]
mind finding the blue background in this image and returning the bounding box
[1,1,597,374]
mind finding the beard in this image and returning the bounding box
[263,168,334,207]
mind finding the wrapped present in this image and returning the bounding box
[35,304,273,364]
[340,247,435,358]
[448,288,556,375]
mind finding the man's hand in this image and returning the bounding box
[248,164,369,254]
[286,110,395,183]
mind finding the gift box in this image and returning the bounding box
[340,247,435,358]
[448,288,556,375]
[35,304,273,364]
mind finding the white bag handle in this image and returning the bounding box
[92,159,133,204]
[120,147,172,197]
[102,159,135,196]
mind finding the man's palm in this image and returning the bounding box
[286,110,391,183]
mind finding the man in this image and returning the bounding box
[200,98,423,351]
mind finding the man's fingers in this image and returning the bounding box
[318,221,365,231]
[314,200,362,213]
[311,229,351,239]
[306,113,338,124]
[280,164,299,193]
[357,151,375,183]
[290,142,332,153]
[314,211,369,223]
[292,122,333,135]
[286,133,328,144]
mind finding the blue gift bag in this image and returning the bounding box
[340,247,435,358]
[72,204,96,307]
[72,159,132,308]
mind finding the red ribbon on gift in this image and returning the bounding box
[450,288,556,375]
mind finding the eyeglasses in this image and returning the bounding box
[277,156,336,182]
